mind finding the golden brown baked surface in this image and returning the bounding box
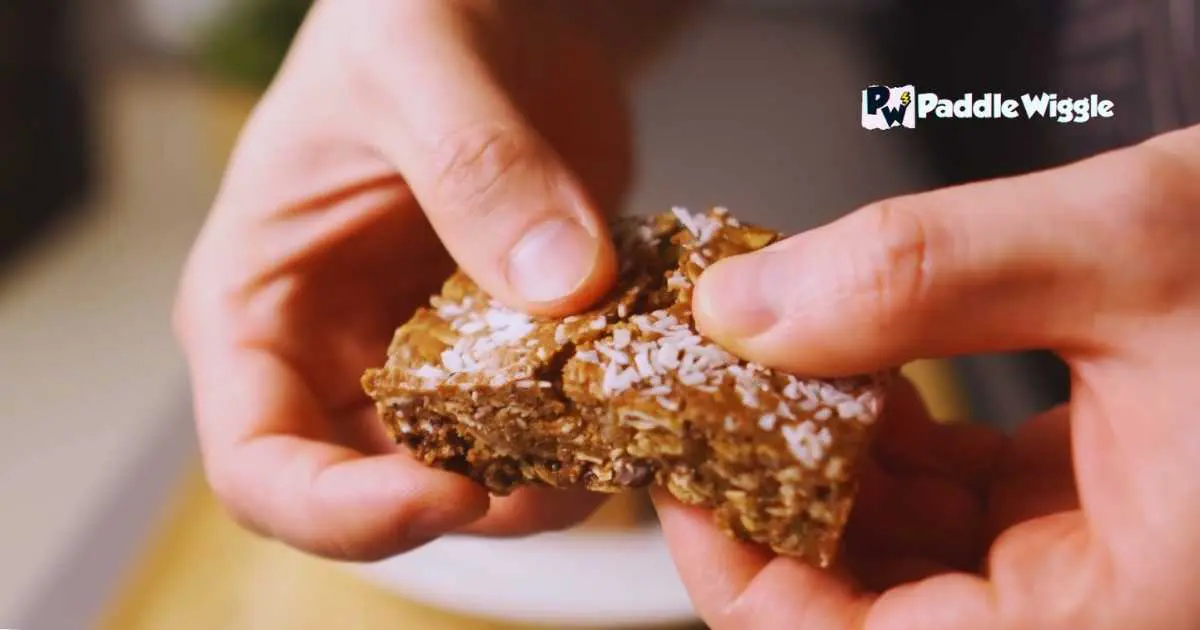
[362,207,887,567]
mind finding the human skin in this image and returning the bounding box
[664,124,1200,630]
[175,0,1200,627]
[174,0,636,559]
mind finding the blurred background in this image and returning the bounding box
[9,0,1188,627]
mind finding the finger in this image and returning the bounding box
[984,405,1079,543]
[652,491,870,630]
[994,404,1073,477]
[872,377,1008,492]
[863,573,999,630]
[360,1,616,315]
[693,142,1172,375]
[455,487,606,537]
[985,472,1080,549]
[345,409,607,538]
[845,458,983,571]
[192,347,490,561]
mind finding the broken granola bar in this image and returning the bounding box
[361,207,887,567]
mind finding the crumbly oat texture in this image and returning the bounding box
[361,207,887,567]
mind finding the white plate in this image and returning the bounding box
[353,526,696,628]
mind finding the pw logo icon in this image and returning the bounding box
[861,84,916,130]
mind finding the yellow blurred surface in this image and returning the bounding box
[98,470,688,630]
[901,359,970,422]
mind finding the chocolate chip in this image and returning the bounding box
[614,460,654,487]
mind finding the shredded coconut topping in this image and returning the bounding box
[414,296,538,387]
[579,310,741,400]
[404,209,883,470]
[574,303,878,469]
[672,206,722,245]
[782,421,835,469]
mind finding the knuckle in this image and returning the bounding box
[1101,150,1180,230]
[1092,147,1200,310]
[428,123,541,218]
[1111,146,1200,237]
[854,199,937,330]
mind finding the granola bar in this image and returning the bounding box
[361,207,887,567]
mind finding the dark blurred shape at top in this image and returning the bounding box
[0,0,92,274]
[200,0,313,91]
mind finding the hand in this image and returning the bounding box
[173,0,629,560]
[657,125,1200,630]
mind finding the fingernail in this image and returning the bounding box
[695,252,791,338]
[507,218,598,303]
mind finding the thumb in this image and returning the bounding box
[369,4,616,315]
[694,143,1166,375]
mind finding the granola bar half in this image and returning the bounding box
[362,207,887,567]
